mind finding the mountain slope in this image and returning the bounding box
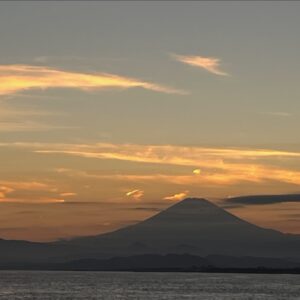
[67,198,300,259]
[0,198,299,265]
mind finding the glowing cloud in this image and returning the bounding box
[60,192,77,197]
[0,181,51,191]
[0,181,63,203]
[193,168,201,175]
[2,142,300,186]
[126,189,144,200]
[0,186,14,199]
[164,191,189,201]
[173,54,228,76]
[0,64,185,96]
[0,197,65,204]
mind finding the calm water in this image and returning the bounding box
[0,271,299,299]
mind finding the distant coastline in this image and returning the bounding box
[1,253,299,275]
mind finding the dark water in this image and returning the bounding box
[0,271,299,299]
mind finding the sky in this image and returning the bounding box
[0,1,300,241]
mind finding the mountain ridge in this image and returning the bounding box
[0,197,299,265]
[64,197,299,259]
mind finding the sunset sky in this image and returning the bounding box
[0,2,299,241]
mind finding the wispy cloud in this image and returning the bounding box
[0,197,65,204]
[163,191,189,201]
[53,168,251,186]
[226,194,300,206]
[2,142,300,186]
[0,180,65,203]
[0,181,51,191]
[126,189,144,200]
[0,107,59,118]
[0,186,14,199]
[0,121,75,132]
[0,64,186,96]
[0,104,71,132]
[172,54,228,76]
[60,192,77,197]
[259,112,292,117]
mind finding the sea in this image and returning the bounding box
[0,271,299,299]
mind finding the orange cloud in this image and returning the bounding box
[21,142,300,166]
[0,197,65,204]
[173,54,228,76]
[0,186,15,199]
[0,64,185,96]
[0,181,65,203]
[0,181,51,191]
[60,192,77,197]
[2,142,300,186]
[193,168,201,175]
[126,189,144,200]
[164,191,189,201]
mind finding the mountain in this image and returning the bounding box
[0,198,299,267]
[64,198,300,259]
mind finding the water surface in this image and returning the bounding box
[0,271,299,299]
